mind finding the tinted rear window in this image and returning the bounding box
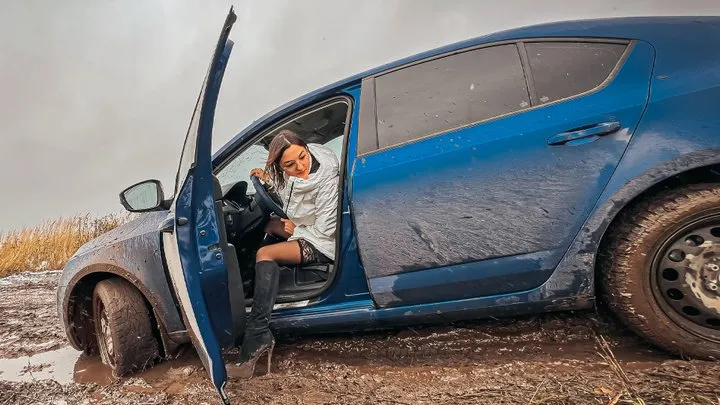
[374,44,530,150]
[525,42,627,104]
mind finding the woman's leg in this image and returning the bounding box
[255,241,301,264]
[234,241,301,378]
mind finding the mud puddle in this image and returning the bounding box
[2,270,720,404]
[0,346,202,386]
[0,346,81,384]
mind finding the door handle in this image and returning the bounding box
[547,121,621,146]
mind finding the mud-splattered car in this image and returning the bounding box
[57,7,720,403]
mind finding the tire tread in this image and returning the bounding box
[93,278,160,376]
[598,183,720,360]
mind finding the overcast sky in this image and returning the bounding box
[1,0,719,231]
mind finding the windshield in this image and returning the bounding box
[216,142,270,193]
[215,99,348,193]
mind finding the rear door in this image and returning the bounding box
[161,8,239,403]
[351,39,655,308]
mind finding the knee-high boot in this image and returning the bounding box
[234,260,280,378]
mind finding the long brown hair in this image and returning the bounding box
[265,129,308,189]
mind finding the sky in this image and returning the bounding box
[1,0,719,231]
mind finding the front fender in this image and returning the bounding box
[57,211,185,351]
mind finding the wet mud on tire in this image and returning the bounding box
[2,271,720,404]
[92,277,160,376]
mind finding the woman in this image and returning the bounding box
[235,129,339,378]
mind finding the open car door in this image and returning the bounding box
[161,7,243,404]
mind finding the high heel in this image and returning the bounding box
[265,342,274,373]
[231,340,275,379]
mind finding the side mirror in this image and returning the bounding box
[119,179,166,212]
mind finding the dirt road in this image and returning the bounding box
[1,271,719,404]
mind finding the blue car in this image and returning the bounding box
[57,7,720,403]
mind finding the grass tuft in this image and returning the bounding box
[0,213,131,277]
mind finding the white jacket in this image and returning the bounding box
[276,143,339,260]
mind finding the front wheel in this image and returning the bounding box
[599,184,720,359]
[93,278,160,376]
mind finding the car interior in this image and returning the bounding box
[213,98,350,305]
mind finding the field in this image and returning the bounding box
[0,214,129,277]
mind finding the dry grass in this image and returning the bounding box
[595,334,646,405]
[0,213,131,277]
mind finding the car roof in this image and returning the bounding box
[213,15,720,163]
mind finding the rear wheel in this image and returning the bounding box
[93,278,160,376]
[599,184,720,359]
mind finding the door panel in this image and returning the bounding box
[163,8,238,403]
[351,40,655,308]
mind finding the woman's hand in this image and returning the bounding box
[249,168,266,181]
[264,217,295,238]
[281,218,296,235]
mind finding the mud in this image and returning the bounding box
[2,271,720,404]
[0,270,66,358]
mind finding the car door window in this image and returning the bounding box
[216,99,350,192]
[374,44,530,150]
[324,135,344,161]
[525,41,627,104]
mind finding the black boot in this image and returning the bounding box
[233,260,280,378]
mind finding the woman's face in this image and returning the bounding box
[279,144,311,179]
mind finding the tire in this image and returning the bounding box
[599,183,720,360]
[93,278,160,376]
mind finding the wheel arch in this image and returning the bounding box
[545,149,720,304]
[63,264,169,357]
[592,156,720,294]
[603,162,720,232]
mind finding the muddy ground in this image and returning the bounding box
[1,271,719,405]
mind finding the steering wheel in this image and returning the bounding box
[250,175,288,219]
